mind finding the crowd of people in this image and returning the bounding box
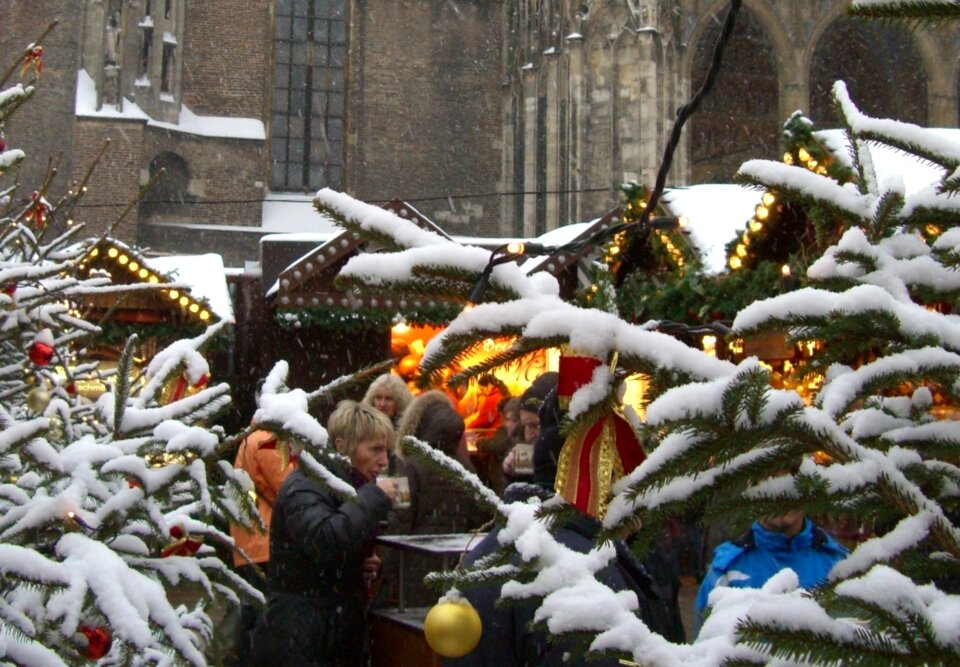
[226,371,849,666]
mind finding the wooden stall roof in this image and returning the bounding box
[77,238,221,326]
[272,199,455,311]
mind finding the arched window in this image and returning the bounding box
[810,18,927,127]
[270,0,347,191]
[142,152,191,217]
[689,9,781,184]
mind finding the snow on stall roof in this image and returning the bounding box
[75,70,265,140]
[662,185,761,274]
[145,254,234,323]
[262,192,341,234]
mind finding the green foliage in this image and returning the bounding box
[616,260,786,324]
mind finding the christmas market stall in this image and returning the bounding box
[71,238,232,400]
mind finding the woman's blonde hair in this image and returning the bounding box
[327,400,395,456]
[362,373,414,421]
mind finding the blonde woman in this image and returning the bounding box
[362,372,413,426]
[253,401,399,667]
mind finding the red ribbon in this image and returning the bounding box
[20,46,43,77]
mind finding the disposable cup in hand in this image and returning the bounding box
[381,475,411,509]
[513,443,534,476]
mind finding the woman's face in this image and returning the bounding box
[371,390,398,418]
[503,410,520,438]
[347,435,391,482]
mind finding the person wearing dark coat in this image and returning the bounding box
[380,391,491,607]
[443,386,684,667]
[252,401,400,667]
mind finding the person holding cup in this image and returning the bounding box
[253,400,400,667]
[380,390,491,607]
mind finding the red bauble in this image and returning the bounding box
[0,135,6,152]
[78,625,112,660]
[28,341,55,366]
[66,382,76,395]
[169,525,184,540]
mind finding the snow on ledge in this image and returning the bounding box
[75,69,265,141]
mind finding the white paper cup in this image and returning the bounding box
[513,443,534,476]
[381,475,411,509]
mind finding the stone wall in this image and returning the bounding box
[348,0,504,237]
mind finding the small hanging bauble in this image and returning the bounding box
[48,415,65,441]
[28,329,55,366]
[77,624,112,660]
[423,598,482,658]
[0,134,6,152]
[26,388,51,413]
[161,524,203,558]
[28,341,55,366]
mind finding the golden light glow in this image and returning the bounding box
[750,221,763,233]
[506,242,525,254]
[179,296,189,307]
[129,261,139,272]
[189,303,200,313]
[783,153,794,164]
[118,254,129,265]
[736,244,747,258]
[392,322,411,335]
[148,275,159,284]
[798,147,811,163]
[138,268,149,278]
[781,264,791,277]
[199,310,211,321]
[169,290,180,299]
[107,247,118,258]
[702,335,717,357]
[755,205,769,220]
[729,256,742,270]
[90,248,99,257]
[762,192,776,207]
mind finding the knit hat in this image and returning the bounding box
[519,372,559,414]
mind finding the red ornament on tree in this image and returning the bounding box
[77,624,112,660]
[161,524,203,558]
[0,134,6,152]
[28,341,55,366]
[20,45,43,77]
[25,191,50,228]
[28,329,55,366]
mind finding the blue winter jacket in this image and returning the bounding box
[694,519,847,634]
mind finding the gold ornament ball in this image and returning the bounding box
[424,599,482,658]
[26,388,51,413]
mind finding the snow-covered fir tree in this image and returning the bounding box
[310,5,960,666]
[0,38,376,665]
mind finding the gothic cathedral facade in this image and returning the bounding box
[1,0,956,265]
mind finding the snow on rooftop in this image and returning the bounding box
[662,184,762,274]
[75,69,265,140]
[145,254,234,323]
[261,193,341,234]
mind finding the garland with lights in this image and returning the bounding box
[726,112,855,272]
[275,302,463,332]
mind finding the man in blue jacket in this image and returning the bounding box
[695,508,847,635]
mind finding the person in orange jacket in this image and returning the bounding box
[229,428,296,666]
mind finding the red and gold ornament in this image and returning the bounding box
[25,191,50,228]
[161,524,203,558]
[20,45,43,77]
[77,624,112,660]
[161,371,208,404]
[553,346,646,519]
